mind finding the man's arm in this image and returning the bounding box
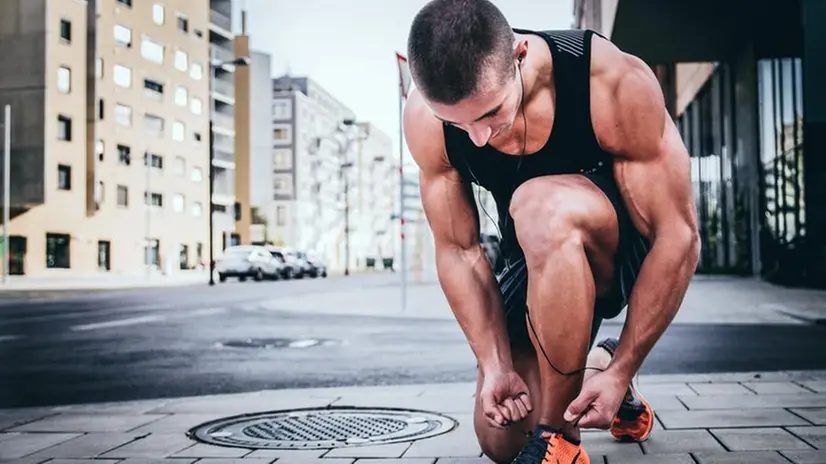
[403,89,514,374]
[597,51,702,382]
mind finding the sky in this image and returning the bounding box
[232,0,575,159]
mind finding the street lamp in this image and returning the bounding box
[208,56,250,286]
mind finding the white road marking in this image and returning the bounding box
[71,315,166,331]
[0,334,21,342]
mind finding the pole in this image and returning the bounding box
[208,119,215,285]
[398,86,406,313]
[344,162,350,276]
[3,105,10,284]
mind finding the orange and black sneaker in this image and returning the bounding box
[512,425,590,464]
[596,337,655,443]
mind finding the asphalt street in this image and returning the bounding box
[1,274,825,409]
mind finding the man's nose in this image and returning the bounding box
[468,125,492,147]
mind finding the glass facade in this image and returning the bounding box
[756,57,806,284]
[676,58,805,280]
[677,64,751,274]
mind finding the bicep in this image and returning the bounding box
[419,167,481,250]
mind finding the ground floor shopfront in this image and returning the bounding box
[575,0,826,288]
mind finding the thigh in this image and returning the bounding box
[473,348,541,463]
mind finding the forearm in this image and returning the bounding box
[609,233,700,380]
[436,243,513,373]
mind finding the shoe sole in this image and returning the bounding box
[610,380,655,443]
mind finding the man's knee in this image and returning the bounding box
[509,178,588,262]
[474,421,523,464]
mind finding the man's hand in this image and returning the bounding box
[563,369,627,429]
[479,370,533,428]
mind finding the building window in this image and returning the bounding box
[190,97,202,115]
[189,63,202,80]
[273,173,293,195]
[113,64,132,88]
[117,0,132,6]
[173,156,186,176]
[152,4,165,24]
[174,86,187,106]
[174,50,188,71]
[117,144,131,165]
[143,114,165,137]
[144,78,164,99]
[115,103,132,126]
[98,99,104,120]
[276,205,286,226]
[145,192,163,207]
[95,180,104,206]
[114,24,132,46]
[193,132,202,142]
[144,239,159,266]
[191,167,203,182]
[141,38,164,64]
[272,126,291,143]
[57,66,71,93]
[57,115,72,141]
[117,185,128,206]
[273,100,292,119]
[145,152,164,169]
[57,164,71,190]
[96,58,103,79]
[273,148,292,169]
[46,233,71,269]
[96,139,104,161]
[60,19,71,42]
[172,121,185,141]
[173,193,185,212]
[191,202,203,217]
[177,15,189,33]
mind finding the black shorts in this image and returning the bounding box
[497,171,652,349]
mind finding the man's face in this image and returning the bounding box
[426,64,522,148]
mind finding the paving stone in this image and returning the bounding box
[657,409,809,429]
[325,443,410,458]
[171,443,250,458]
[643,395,688,411]
[39,460,120,464]
[800,381,826,393]
[49,399,171,415]
[98,432,195,458]
[117,460,197,464]
[635,383,696,397]
[580,433,643,458]
[0,410,57,432]
[352,459,435,463]
[640,430,723,454]
[126,413,222,433]
[332,393,473,414]
[791,408,826,425]
[781,449,826,463]
[244,449,325,459]
[710,427,814,451]
[8,414,165,433]
[434,459,492,464]
[742,382,814,395]
[681,393,826,410]
[147,394,335,415]
[606,454,694,464]
[0,432,80,460]
[692,451,791,463]
[688,383,755,396]
[787,426,826,449]
[190,459,274,463]
[403,414,480,458]
[24,432,144,459]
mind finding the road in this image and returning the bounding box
[1,274,825,409]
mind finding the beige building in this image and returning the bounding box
[0,0,216,276]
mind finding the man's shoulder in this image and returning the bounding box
[403,89,450,173]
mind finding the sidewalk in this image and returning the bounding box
[0,270,209,294]
[2,370,826,463]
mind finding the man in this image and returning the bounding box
[403,1,701,463]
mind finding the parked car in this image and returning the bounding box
[283,248,314,278]
[265,246,299,279]
[216,245,283,282]
[303,251,327,278]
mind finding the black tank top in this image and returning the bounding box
[444,28,614,260]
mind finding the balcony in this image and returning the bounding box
[213,111,234,132]
[209,9,232,34]
[212,78,234,100]
[212,136,234,165]
[210,45,235,66]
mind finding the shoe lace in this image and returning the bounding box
[512,431,556,463]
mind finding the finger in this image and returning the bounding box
[517,391,533,413]
[512,395,530,419]
[500,398,518,423]
[576,407,611,430]
[564,389,597,423]
[484,407,506,429]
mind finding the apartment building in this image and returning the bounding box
[0,0,214,276]
[574,0,826,288]
[270,75,356,268]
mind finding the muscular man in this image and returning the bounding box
[403,1,701,462]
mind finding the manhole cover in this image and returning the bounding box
[187,407,457,449]
[217,338,339,349]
